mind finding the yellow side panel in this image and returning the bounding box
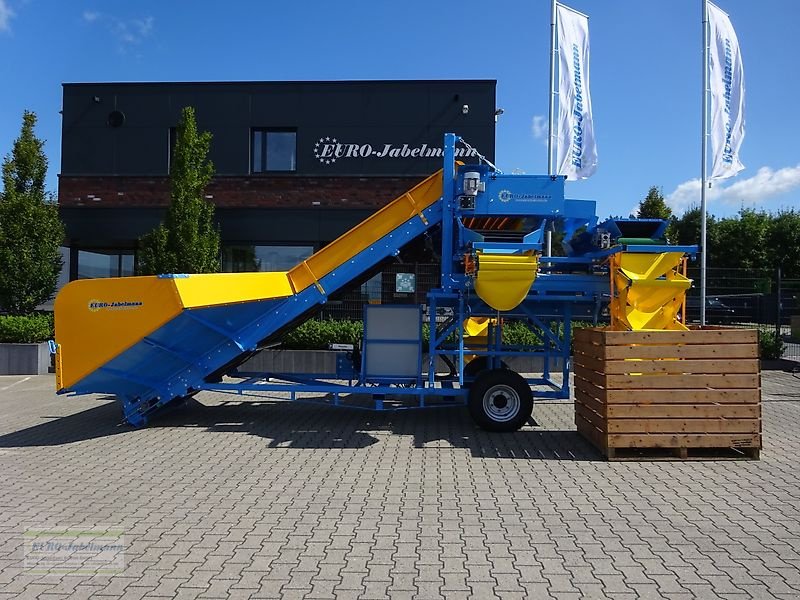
[288,170,443,293]
[616,276,691,313]
[174,272,294,308]
[54,277,183,391]
[618,252,687,281]
[475,253,539,311]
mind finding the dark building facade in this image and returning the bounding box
[59,80,497,282]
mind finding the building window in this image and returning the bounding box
[251,129,297,173]
[77,249,135,279]
[222,245,312,272]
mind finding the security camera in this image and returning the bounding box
[462,104,469,115]
[494,108,504,116]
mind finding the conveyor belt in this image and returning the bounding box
[54,171,444,425]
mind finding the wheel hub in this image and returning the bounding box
[483,384,520,423]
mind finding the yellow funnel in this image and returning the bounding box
[611,252,691,331]
[474,253,538,311]
[464,316,491,339]
[463,316,492,364]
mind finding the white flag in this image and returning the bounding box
[708,2,745,180]
[556,3,597,180]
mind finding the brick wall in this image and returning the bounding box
[58,175,425,210]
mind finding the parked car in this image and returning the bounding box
[685,296,736,324]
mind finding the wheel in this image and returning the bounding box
[468,369,533,432]
[463,357,509,379]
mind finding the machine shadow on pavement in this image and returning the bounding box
[0,394,600,461]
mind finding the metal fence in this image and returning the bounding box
[684,266,799,360]
[313,263,800,361]
[317,262,441,320]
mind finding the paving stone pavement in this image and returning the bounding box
[0,371,799,599]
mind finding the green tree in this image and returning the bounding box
[0,111,64,315]
[671,205,701,246]
[637,186,673,220]
[715,208,770,271]
[670,205,721,261]
[138,106,220,275]
[671,206,799,274]
[765,209,800,278]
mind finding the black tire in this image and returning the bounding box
[468,369,533,432]
[464,357,509,379]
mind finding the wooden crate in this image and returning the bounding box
[573,327,761,460]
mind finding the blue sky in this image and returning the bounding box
[0,0,797,219]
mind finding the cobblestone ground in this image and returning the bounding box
[0,371,799,599]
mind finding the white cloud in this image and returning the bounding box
[666,164,800,214]
[82,11,154,49]
[132,16,153,37]
[0,0,15,32]
[531,115,548,146]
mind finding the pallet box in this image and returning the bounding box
[573,327,761,460]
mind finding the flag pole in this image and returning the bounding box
[547,0,557,175]
[700,0,709,326]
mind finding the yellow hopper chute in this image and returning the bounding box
[610,251,691,331]
[474,252,539,311]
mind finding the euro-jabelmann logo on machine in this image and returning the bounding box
[498,190,550,203]
[88,299,144,313]
[313,137,479,165]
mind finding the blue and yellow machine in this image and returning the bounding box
[53,134,696,430]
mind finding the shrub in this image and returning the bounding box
[502,320,542,346]
[281,317,598,351]
[282,319,363,350]
[759,330,785,360]
[0,313,54,343]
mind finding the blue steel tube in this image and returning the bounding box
[441,134,457,291]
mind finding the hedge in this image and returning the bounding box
[282,319,363,349]
[0,313,54,343]
[281,318,594,350]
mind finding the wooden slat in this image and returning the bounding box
[607,403,759,419]
[574,328,604,345]
[601,359,759,375]
[605,373,759,390]
[607,433,761,449]
[600,329,758,345]
[573,342,607,360]
[607,446,760,460]
[602,343,758,360]
[573,352,606,373]
[575,414,606,452]
[575,340,759,361]
[604,388,760,404]
[574,374,608,403]
[575,403,606,431]
[575,397,603,420]
[606,418,760,434]
[575,388,607,417]
[573,365,607,388]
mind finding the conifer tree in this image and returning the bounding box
[138,106,220,274]
[0,111,64,314]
